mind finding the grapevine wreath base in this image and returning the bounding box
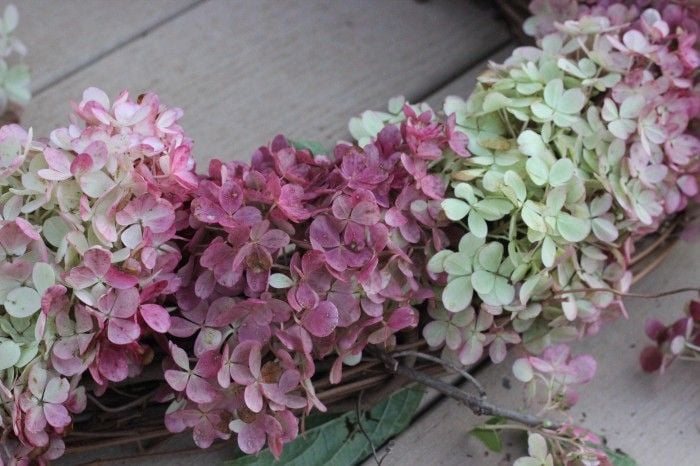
[0,1,699,465]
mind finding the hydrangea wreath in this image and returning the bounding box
[0,1,698,465]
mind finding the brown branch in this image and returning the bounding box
[391,350,486,398]
[371,349,561,430]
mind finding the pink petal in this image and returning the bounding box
[141,198,175,233]
[350,201,380,225]
[139,304,171,333]
[194,350,222,378]
[331,196,353,220]
[309,216,341,249]
[43,377,69,404]
[244,384,264,412]
[169,342,190,370]
[278,184,310,221]
[70,153,93,176]
[83,247,112,277]
[301,301,339,337]
[64,266,97,290]
[186,376,217,404]
[168,316,200,338]
[105,267,138,289]
[192,197,226,224]
[194,270,216,299]
[25,405,47,433]
[387,306,418,330]
[42,148,72,176]
[43,403,71,429]
[98,288,139,318]
[219,181,244,214]
[107,318,140,344]
[165,408,201,432]
[237,422,266,454]
[97,345,128,382]
[164,369,189,392]
[259,229,290,251]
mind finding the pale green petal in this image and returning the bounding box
[442,276,473,312]
[556,213,591,242]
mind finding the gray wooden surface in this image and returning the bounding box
[11,1,696,465]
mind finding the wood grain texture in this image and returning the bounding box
[13,0,198,93]
[23,0,510,169]
[371,240,700,466]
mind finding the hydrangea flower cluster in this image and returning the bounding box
[0,87,198,463]
[0,4,29,120]
[412,0,697,380]
[161,100,467,456]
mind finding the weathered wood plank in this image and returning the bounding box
[15,0,199,93]
[372,240,700,466]
[23,0,510,169]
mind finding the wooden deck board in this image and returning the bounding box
[16,0,198,93]
[22,0,510,168]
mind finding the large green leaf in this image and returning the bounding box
[226,388,423,466]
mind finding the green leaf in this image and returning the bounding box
[470,417,505,452]
[226,388,423,466]
[290,139,328,155]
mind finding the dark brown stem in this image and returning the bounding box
[371,349,560,429]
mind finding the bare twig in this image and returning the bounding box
[391,350,486,398]
[87,388,159,414]
[371,349,561,430]
[553,286,700,300]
